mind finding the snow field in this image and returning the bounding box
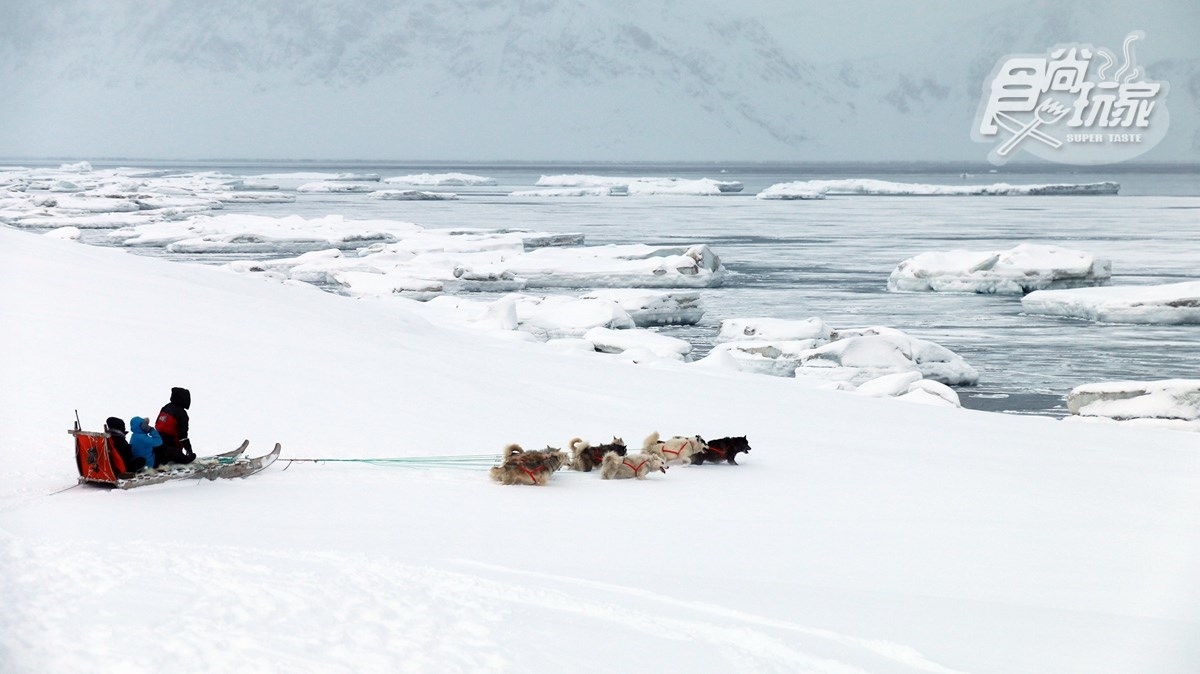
[3,226,1200,673]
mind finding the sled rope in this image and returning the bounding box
[283,454,503,471]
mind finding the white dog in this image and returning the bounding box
[599,451,666,480]
[642,431,706,465]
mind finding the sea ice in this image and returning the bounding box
[369,190,458,200]
[755,183,828,200]
[888,243,1112,294]
[509,187,625,197]
[757,178,1120,196]
[578,289,703,326]
[710,318,976,385]
[1022,282,1200,324]
[1067,379,1200,426]
[535,174,743,195]
[583,326,692,361]
[297,182,375,193]
[717,317,831,342]
[382,172,497,186]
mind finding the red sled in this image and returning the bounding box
[69,425,128,486]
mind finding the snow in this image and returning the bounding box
[509,187,625,197]
[107,214,417,253]
[369,189,458,200]
[718,317,832,342]
[296,181,375,193]
[42,226,81,240]
[252,172,381,182]
[711,319,976,386]
[1067,379,1200,426]
[888,243,1112,294]
[758,179,1121,196]
[536,174,743,195]
[382,172,497,186]
[756,182,828,200]
[3,225,1200,674]
[578,289,703,326]
[1022,282,1200,324]
[583,326,692,361]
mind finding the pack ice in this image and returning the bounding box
[1066,379,1200,432]
[757,178,1120,197]
[1022,282,1200,324]
[888,243,1112,294]
[535,174,743,196]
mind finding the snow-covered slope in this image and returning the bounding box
[2,0,1196,161]
[2,226,1200,673]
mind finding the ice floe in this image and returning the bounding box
[297,182,375,193]
[369,190,458,201]
[510,187,626,197]
[253,172,381,182]
[1065,379,1200,432]
[712,319,977,385]
[1022,282,1200,324]
[382,173,497,186]
[43,226,81,240]
[107,214,420,253]
[535,175,743,196]
[584,326,692,361]
[888,243,1112,294]
[757,179,1120,196]
[755,183,828,200]
[578,290,703,326]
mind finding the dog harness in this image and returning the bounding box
[706,445,727,459]
[657,437,693,458]
[518,464,545,484]
[622,458,648,475]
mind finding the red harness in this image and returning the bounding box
[622,458,648,475]
[706,445,726,458]
[518,464,545,484]
[657,438,693,458]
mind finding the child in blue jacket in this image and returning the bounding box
[130,416,163,469]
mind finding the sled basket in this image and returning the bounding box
[70,427,125,485]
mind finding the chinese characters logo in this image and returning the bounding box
[973,31,1169,165]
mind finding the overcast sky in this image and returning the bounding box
[2,0,1196,162]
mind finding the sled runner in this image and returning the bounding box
[70,419,280,489]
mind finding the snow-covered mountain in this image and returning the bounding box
[2,0,1196,161]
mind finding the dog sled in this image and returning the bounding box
[70,417,280,489]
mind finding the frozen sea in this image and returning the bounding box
[21,160,1200,417]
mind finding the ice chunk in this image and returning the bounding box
[709,339,830,377]
[535,175,743,195]
[755,183,828,200]
[509,187,625,197]
[796,327,978,386]
[897,380,962,407]
[856,371,923,397]
[383,173,497,186]
[583,327,692,361]
[58,161,93,172]
[43,226,81,240]
[717,317,832,343]
[578,289,703,326]
[1022,282,1200,324]
[254,172,381,182]
[297,182,375,193]
[514,296,635,338]
[211,192,296,204]
[758,179,1120,196]
[369,190,458,200]
[453,244,725,289]
[888,244,1112,294]
[1067,380,1200,424]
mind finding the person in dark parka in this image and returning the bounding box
[105,416,146,473]
[155,387,196,465]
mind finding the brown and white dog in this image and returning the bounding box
[690,436,751,465]
[489,443,568,485]
[599,451,666,480]
[642,431,707,465]
[568,436,627,472]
